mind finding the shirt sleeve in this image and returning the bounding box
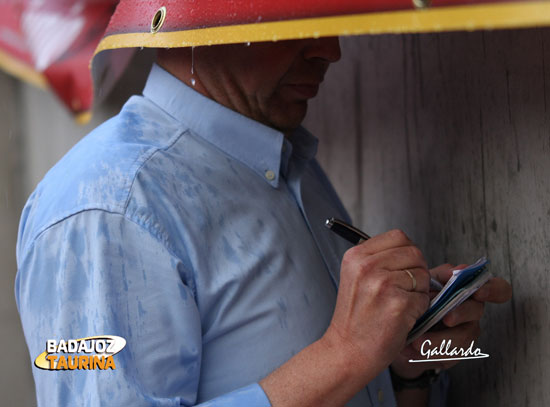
[428,370,450,407]
[15,209,271,407]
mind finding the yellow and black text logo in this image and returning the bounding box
[34,335,126,371]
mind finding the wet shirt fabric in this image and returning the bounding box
[15,64,398,406]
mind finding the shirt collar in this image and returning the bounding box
[142,64,318,188]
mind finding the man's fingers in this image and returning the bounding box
[356,229,413,255]
[392,267,431,294]
[429,263,453,281]
[429,263,468,284]
[442,299,484,327]
[359,246,427,272]
[405,291,431,321]
[472,277,513,303]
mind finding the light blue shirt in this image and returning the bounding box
[15,64,397,406]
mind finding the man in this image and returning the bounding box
[16,37,512,406]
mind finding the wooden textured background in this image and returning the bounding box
[305,28,550,406]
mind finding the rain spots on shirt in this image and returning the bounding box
[68,225,86,258]
[120,263,129,293]
[123,110,145,141]
[302,292,311,307]
[58,382,71,406]
[74,366,89,394]
[76,163,129,207]
[137,300,147,318]
[226,159,239,176]
[277,297,288,329]
[205,182,219,197]
[125,302,132,339]
[118,242,124,259]
[96,220,111,242]
[221,236,240,264]
[179,345,200,375]
[193,184,203,195]
[104,388,115,404]
[64,237,89,303]
[180,172,199,198]
[76,312,89,334]
[285,252,296,267]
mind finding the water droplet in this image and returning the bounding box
[140,46,144,50]
[245,42,251,47]
[313,31,320,39]
[191,45,195,75]
[272,35,278,42]
[191,78,196,86]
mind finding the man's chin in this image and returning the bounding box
[268,103,308,134]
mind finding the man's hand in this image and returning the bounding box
[262,236,513,407]
[323,229,432,381]
[390,263,513,380]
[261,229,434,407]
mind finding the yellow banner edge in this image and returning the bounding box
[0,48,48,90]
[93,1,550,58]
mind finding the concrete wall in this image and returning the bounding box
[305,28,550,406]
[0,71,35,407]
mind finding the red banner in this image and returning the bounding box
[0,0,547,120]
[0,1,116,120]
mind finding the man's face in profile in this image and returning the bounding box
[160,37,341,133]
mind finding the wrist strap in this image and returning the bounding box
[389,367,440,391]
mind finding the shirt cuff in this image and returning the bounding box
[428,370,450,407]
[196,383,271,407]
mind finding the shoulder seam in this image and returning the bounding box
[22,207,197,296]
[122,128,189,212]
[31,204,125,246]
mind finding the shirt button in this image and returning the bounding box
[377,389,384,403]
[265,170,275,181]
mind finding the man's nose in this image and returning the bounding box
[303,36,341,63]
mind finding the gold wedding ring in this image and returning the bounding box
[404,269,416,291]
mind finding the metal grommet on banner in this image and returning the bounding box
[412,0,431,9]
[151,6,167,33]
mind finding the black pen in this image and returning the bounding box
[325,217,443,291]
[325,218,370,245]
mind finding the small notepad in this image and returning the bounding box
[407,257,492,344]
